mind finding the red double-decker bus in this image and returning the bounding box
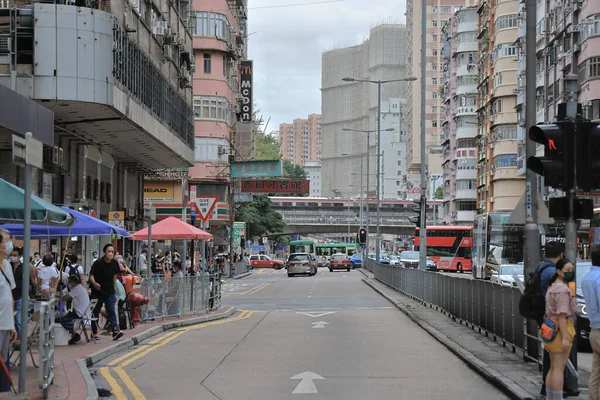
[414,226,473,272]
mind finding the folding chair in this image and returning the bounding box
[77,299,99,343]
[10,311,40,368]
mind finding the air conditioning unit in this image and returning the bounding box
[153,21,168,36]
[218,145,227,155]
[43,146,63,166]
[163,45,174,61]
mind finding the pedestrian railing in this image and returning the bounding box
[365,260,528,357]
[141,273,219,322]
[38,298,55,399]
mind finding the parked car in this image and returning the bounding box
[286,253,317,277]
[389,255,399,266]
[576,261,592,350]
[490,264,524,287]
[399,251,420,269]
[330,253,352,272]
[249,254,284,270]
[350,253,362,268]
[426,257,438,271]
[378,252,390,264]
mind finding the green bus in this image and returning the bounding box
[289,239,316,257]
[316,243,359,257]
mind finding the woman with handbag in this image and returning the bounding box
[543,258,577,400]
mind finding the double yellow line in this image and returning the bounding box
[246,282,271,295]
[99,310,254,399]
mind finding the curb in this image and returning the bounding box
[76,306,236,399]
[362,278,535,400]
[233,271,252,280]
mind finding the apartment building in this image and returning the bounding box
[304,161,322,197]
[279,113,322,166]
[476,0,523,212]
[441,7,479,224]
[405,0,477,191]
[321,24,407,198]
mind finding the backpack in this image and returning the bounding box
[68,264,81,279]
[518,261,553,323]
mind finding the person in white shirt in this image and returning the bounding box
[56,275,90,345]
[37,254,59,299]
[65,254,86,287]
[0,228,17,392]
[138,250,148,278]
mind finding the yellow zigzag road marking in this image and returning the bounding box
[100,310,254,399]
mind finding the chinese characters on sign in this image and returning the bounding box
[240,180,310,195]
[144,168,190,181]
[239,60,253,123]
[231,160,283,178]
[194,196,218,222]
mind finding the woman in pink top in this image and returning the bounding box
[544,258,577,400]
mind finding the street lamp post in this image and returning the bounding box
[342,76,417,261]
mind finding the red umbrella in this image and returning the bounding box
[130,217,213,241]
[0,355,16,394]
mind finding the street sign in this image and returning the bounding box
[12,134,43,169]
[108,210,125,228]
[194,196,218,222]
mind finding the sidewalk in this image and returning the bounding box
[359,268,589,400]
[0,306,236,400]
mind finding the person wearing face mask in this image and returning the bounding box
[8,248,23,338]
[0,229,17,392]
[544,258,578,400]
[55,275,90,345]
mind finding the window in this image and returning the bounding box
[455,32,476,44]
[457,75,478,86]
[456,138,477,148]
[396,181,401,186]
[432,92,438,99]
[223,55,228,76]
[195,12,231,41]
[432,77,438,85]
[433,49,438,56]
[433,20,438,27]
[455,200,476,211]
[495,14,518,30]
[432,105,437,113]
[203,53,212,74]
[193,95,232,123]
[494,154,517,168]
[494,72,503,86]
[441,6,451,13]
[432,121,438,127]
[456,179,476,190]
[432,6,437,12]
[433,34,438,41]
[432,63,438,70]
[491,125,517,141]
[493,44,517,60]
[495,99,503,113]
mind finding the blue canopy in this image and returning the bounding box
[1,207,131,238]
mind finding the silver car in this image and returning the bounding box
[491,264,524,287]
[287,253,317,277]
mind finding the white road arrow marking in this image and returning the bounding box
[291,371,324,394]
[296,311,336,318]
[312,321,329,329]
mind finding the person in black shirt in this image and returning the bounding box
[89,244,124,341]
[9,247,23,337]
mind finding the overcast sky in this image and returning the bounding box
[248,0,407,134]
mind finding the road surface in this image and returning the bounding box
[92,267,509,399]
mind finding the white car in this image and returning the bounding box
[389,255,399,266]
[491,264,524,287]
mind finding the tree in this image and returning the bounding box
[255,131,281,161]
[283,159,307,180]
[236,195,286,238]
[434,186,443,200]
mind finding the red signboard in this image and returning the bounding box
[240,180,310,194]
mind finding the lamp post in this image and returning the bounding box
[342,76,417,261]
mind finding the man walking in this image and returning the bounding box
[0,229,17,392]
[89,244,124,341]
[583,244,600,400]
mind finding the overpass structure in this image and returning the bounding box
[279,220,415,236]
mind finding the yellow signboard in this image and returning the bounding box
[143,182,175,202]
[108,211,124,220]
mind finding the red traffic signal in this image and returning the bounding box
[527,122,575,189]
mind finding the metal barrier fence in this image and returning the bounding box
[142,273,221,322]
[38,298,55,399]
[365,259,529,356]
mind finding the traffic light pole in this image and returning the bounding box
[419,0,427,270]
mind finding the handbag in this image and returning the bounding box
[540,318,559,343]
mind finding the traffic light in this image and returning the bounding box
[408,198,424,227]
[576,121,600,192]
[358,228,367,244]
[527,122,575,189]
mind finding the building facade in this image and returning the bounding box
[405,0,477,191]
[279,113,321,166]
[0,0,195,257]
[441,7,479,224]
[304,161,322,197]
[321,24,408,199]
[476,0,523,213]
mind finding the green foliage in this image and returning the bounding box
[236,195,285,238]
[255,131,281,161]
[435,186,443,199]
[276,235,292,244]
[283,159,307,180]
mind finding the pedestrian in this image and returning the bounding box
[8,247,24,338]
[88,244,124,341]
[583,244,600,400]
[37,254,59,300]
[544,258,577,400]
[538,241,567,396]
[55,275,90,345]
[91,251,99,266]
[0,229,17,392]
[65,254,86,287]
[138,250,148,278]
